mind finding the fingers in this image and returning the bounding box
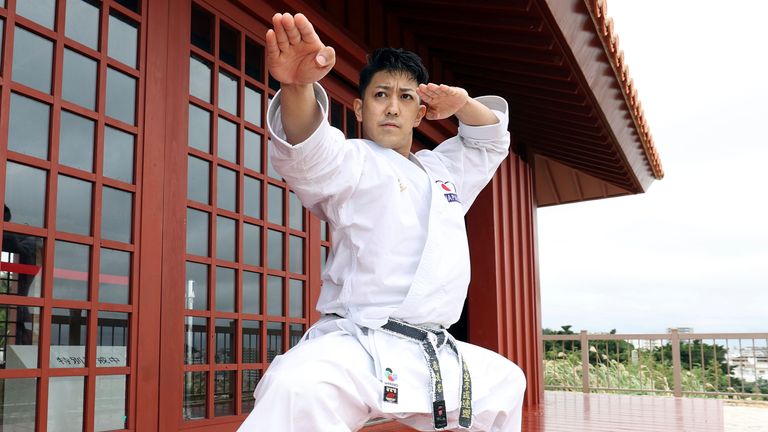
[265,29,279,60]
[272,13,290,52]
[282,14,301,45]
[294,13,319,44]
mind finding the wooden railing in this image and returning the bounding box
[543,329,768,399]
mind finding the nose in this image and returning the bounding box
[386,97,400,116]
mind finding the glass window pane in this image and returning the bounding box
[217,116,237,163]
[267,229,283,270]
[218,23,239,68]
[95,375,127,431]
[9,93,51,160]
[214,370,235,417]
[266,322,283,362]
[215,319,234,364]
[289,323,304,348]
[59,110,95,172]
[187,156,209,204]
[289,279,304,318]
[321,245,328,273]
[56,175,92,235]
[189,104,211,153]
[0,377,37,429]
[106,67,136,125]
[186,208,209,256]
[62,49,97,110]
[101,187,133,243]
[99,248,130,304]
[97,311,128,367]
[289,235,303,274]
[267,184,283,225]
[244,129,262,172]
[183,371,207,420]
[53,241,89,301]
[289,192,304,231]
[215,266,234,312]
[218,71,237,115]
[48,376,84,432]
[4,161,47,227]
[245,38,263,82]
[216,166,236,212]
[65,0,100,49]
[104,126,135,183]
[12,27,53,93]
[242,271,260,314]
[346,108,358,138]
[266,276,282,316]
[184,317,207,365]
[241,370,261,413]
[185,262,208,310]
[190,4,212,53]
[243,176,261,219]
[108,13,137,68]
[0,305,41,368]
[244,86,262,127]
[215,216,235,262]
[16,0,56,29]
[321,221,329,241]
[1,234,44,297]
[243,223,261,266]
[189,55,211,102]
[50,308,88,368]
[0,20,4,60]
[242,321,260,364]
[114,0,139,13]
[330,100,343,129]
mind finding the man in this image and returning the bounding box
[238,12,525,432]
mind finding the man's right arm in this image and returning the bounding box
[265,13,335,144]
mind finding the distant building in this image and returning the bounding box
[729,347,768,383]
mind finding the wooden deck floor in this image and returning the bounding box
[364,391,725,431]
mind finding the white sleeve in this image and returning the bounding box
[266,83,365,222]
[432,95,511,213]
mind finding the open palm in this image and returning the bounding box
[266,13,335,85]
[416,83,469,120]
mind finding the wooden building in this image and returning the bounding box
[0,0,662,430]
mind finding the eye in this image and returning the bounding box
[401,94,414,100]
[375,91,386,98]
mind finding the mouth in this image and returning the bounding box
[380,122,400,128]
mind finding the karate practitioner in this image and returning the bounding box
[238,12,526,432]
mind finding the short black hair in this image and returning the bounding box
[359,48,429,98]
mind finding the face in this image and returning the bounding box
[354,71,427,157]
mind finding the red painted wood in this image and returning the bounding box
[466,152,543,406]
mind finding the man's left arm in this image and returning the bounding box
[417,83,510,211]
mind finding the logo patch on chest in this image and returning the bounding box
[435,180,460,204]
[383,385,399,404]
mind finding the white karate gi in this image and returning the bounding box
[237,83,526,432]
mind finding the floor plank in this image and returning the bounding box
[362,391,725,431]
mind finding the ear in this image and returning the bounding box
[353,98,363,122]
[413,104,427,127]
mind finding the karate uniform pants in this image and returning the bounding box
[237,328,526,432]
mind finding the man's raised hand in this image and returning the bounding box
[416,84,469,121]
[266,13,335,85]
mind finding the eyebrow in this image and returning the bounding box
[374,84,417,93]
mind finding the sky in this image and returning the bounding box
[537,0,768,334]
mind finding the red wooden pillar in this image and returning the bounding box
[465,152,543,406]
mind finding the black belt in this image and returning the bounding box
[379,319,472,430]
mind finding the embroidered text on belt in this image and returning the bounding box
[380,319,472,430]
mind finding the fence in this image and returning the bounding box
[543,329,768,399]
